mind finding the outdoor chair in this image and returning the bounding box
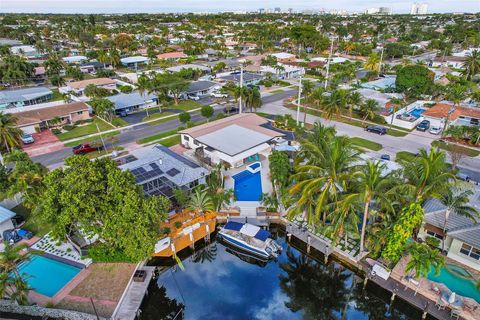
[450,309,460,320]
[435,297,446,310]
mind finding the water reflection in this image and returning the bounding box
[140,228,425,320]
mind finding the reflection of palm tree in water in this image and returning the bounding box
[279,247,349,320]
[192,242,217,264]
[139,285,184,320]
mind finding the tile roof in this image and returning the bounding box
[68,78,116,90]
[14,102,90,126]
[156,52,187,59]
[422,103,480,121]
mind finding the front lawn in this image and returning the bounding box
[169,100,203,111]
[159,135,181,147]
[51,88,64,101]
[431,140,480,157]
[396,151,417,162]
[350,137,383,151]
[11,204,51,237]
[270,89,284,94]
[57,118,115,141]
[143,111,176,122]
[137,129,179,144]
[111,117,129,127]
[63,130,120,147]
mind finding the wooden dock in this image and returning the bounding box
[112,266,155,320]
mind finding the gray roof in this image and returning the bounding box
[119,145,208,188]
[107,91,157,110]
[166,64,211,73]
[185,81,218,94]
[0,206,15,223]
[0,38,22,46]
[196,124,274,156]
[448,224,480,248]
[202,59,240,68]
[220,72,263,83]
[0,87,52,104]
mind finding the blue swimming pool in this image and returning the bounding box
[408,108,426,118]
[233,170,262,201]
[427,264,480,303]
[18,255,81,297]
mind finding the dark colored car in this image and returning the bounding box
[72,143,100,155]
[365,125,387,135]
[11,215,25,228]
[380,154,391,161]
[223,106,239,114]
[247,84,260,90]
[2,229,22,244]
[416,120,430,131]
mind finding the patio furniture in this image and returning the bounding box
[450,309,460,320]
[436,297,447,310]
[133,269,147,282]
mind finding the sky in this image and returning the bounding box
[0,0,479,14]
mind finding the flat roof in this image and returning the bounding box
[186,81,218,94]
[120,56,150,64]
[166,64,211,72]
[107,91,157,110]
[0,87,52,105]
[196,124,274,156]
[68,78,116,90]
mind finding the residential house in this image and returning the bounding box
[0,206,15,237]
[431,56,466,69]
[12,101,90,134]
[79,61,110,74]
[419,193,480,272]
[120,56,150,69]
[269,52,296,62]
[107,91,158,115]
[118,145,209,198]
[183,81,220,98]
[219,72,263,86]
[156,51,188,61]
[422,103,480,128]
[260,63,305,79]
[179,113,285,168]
[61,78,117,96]
[0,87,53,110]
[166,64,211,74]
[62,56,88,64]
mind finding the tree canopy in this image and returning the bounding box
[395,65,434,98]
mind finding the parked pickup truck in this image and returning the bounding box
[72,144,101,155]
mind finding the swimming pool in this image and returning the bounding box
[18,255,81,297]
[233,170,262,201]
[427,264,480,303]
[407,108,426,118]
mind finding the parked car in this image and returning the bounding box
[211,92,228,98]
[118,110,128,117]
[416,120,430,132]
[429,126,442,135]
[380,154,391,161]
[187,95,200,101]
[20,134,35,144]
[223,106,239,114]
[2,229,22,244]
[365,125,387,135]
[17,229,33,240]
[11,215,25,228]
[72,143,100,155]
[247,84,260,90]
[456,173,471,182]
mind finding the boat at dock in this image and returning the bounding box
[217,221,282,259]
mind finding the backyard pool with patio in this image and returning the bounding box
[18,255,81,297]
[232,170,262,201]
[427,264,480,303]
[407,107,427,118]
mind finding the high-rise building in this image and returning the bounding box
[258,8,265,14]
[411,3,428,15]
[288,8,293,14]
[274,7,281,13]
[379,7,392,15]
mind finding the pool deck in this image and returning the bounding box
[111,265,155,320]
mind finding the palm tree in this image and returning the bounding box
[97,49,109,68]
[319,89,348,120]
[302,80,314,123]
[347,91,362,122]
[44,53,64,77]
[437,186,479,252]
[108,48,121,70]
[405,242,445,278]
[365,53,380,72]
[137,74,152,117]
[359,99,379,125]
[188,188,215,214]
[245,87,262,112]
[353,161,396,253]
[0,113,22,152]
[461,50,480,80]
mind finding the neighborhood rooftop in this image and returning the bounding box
[0,87,52,105]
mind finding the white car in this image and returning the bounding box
[21,134,35,144]
[187,95,200,101]
[429,126,442,135]
[211,92,228,98]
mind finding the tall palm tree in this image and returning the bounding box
[319,89,348,120]
[461,50,480,80]
[359,99,379,125]
[302,80,314,123]
[137,74,152,117]
[405,242,445,278]
[188,188,215,214]
[437,186,479,252]
[97,49,109,68]
[353,161,396,253]
[347,91,362,122]
[364,53,380,72]
[0,113,22,152]
[108,48,121,70]
[44,53,64,77]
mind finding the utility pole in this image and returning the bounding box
[324,36,335,89]
[239,63,244,114]
[296,75,302,125]
[379,46,385,74]
[96,122,107,152]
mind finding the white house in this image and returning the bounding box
[179,113,284,168]
[0,206,16,238]
[61,78,117,96]
[260,63,305,79]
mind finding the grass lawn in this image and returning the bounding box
[431,140,480,157]
[143,111,176,122]
[159,135,181,147]
[57,118,115,141]
[51,88,64,101]
[84,146,124,159]
[350,137,383,151]
[11,204,51,237]
[256,112,272,118]
[111,117,129,127]
[396,151,417,162]
[270,89,284,94]
[63,130,120,147]
[137,129,178,144]
[168,101,202,112]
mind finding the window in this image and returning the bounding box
[184,136,189,141]
[460,243,480,260]
[193,140,199,146]
[426,230,444,240]
[77,111,83,115]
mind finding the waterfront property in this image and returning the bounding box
[118,145,209,198]
[179,113,284,168]
[10,101,91,134]
[0,87,53,110]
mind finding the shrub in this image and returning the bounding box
[85,118,94,123]
[62,124,77,131]
[186,120,195,128]
[263,80,273,87]
[162,227,171,235]
[87,243,134,263]
[174,221,183,229]
[425,236,441,249]
[74,120,85,125]
[51,128,61,135]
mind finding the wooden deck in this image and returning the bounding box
[111,266,155,320]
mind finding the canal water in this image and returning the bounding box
[140,227,428,320]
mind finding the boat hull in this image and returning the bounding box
[218,232,271,259]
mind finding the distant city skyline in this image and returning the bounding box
[0,0,479,14]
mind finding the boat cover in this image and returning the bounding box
[240,223,260,237]
[223,221,243,231]
[254,229,270,241]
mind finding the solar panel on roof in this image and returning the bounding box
[131,167,146,176]
[155,146,200,168]
[166,168,181,177]
[150,162,159,170]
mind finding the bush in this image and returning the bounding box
[425,236,441,249]
[51,128,61,135]
[263,80,273,87]
[62,124,77,131]
[186,120,195,128]
[276,80,290,86]
[179,111,191,124]
[174,221,183,228]
[162,227,171,235]
[85,118,94,123]
[87,243,134,263]
[119,85,133,94]
[74,120,86,125]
